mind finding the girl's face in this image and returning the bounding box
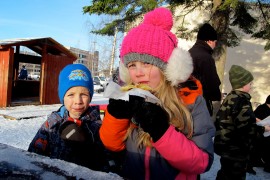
[64,86,91,119]
[127,61,161,89]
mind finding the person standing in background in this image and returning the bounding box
[255,95,270,120]
[18,65,28,80]
[189,23,221,116]
[249,95,270,173]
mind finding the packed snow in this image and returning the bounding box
[0,93,269,179]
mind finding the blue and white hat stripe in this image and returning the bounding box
[68,69,90,81]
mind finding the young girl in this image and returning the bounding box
[100,7,214,180]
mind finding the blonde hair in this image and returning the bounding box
[124,69,193,148]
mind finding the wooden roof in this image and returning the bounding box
[0,37,76,59]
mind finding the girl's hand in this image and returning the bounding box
[107,95,145,119]
[134,102,169,142]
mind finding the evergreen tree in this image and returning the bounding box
[83,0,270,83]
[83,0,269,49]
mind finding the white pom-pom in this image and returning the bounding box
[165,48,193,86]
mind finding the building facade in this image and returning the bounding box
[66,47,99,76]
[18,46,100,79]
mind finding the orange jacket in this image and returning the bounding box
[178,77,203,105]
[99,109,130,151]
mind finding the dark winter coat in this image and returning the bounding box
[101,111,209,180]
[189,40,221,102]
[253,103,270,136]
[28,105,109,172]
[254,103,270,120]
[19,68,28,80]
[214,90,257,161]
[123,126,208,180]
[253,102,270,167]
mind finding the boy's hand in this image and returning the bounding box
[133,102,169,142]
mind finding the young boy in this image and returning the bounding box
[214,65,257,179]
[28,64,108,171]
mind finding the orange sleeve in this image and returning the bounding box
[99,109,130,152]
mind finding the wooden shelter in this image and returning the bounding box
[0,37,77,107]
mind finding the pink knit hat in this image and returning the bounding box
[119,7,193,86]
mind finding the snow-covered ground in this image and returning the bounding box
[0,93,269,179]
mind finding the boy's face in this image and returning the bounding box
[242,82,252,93]
[64,86,91,119]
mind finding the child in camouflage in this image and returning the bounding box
[214,65,257,179]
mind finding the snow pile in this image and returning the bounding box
[0,143,122,179]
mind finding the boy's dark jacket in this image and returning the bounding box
[214,90,257,160]
[28,105,109,172]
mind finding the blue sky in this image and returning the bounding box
[0,0,108,51]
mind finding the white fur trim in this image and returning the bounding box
[165,47,193,86]
[119,61,130,83]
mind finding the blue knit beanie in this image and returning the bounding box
[58,64,93,104]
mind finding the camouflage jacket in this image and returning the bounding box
[214,90,257,161]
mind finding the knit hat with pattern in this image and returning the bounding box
[58,64,93,103]
[229,65,253,89]
[119,7,193,86]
